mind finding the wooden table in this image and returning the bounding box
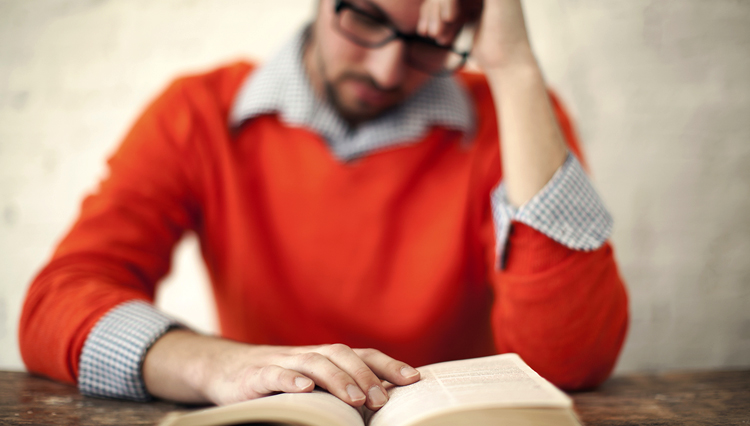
[1,370,748,425]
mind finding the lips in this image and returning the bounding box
[347,79,393,108]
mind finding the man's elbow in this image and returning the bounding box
[550,305,629,391]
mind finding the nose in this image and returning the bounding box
[364,39,407,90]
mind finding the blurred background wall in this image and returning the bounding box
[1,0,748,373]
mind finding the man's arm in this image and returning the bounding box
[420,0,629,389]
[142,330,419,409]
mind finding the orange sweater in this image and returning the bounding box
[20,62,628,391]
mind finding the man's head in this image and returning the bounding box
[304,0,471,126]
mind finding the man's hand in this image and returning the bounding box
[142,329,420,410]
[418,0,535,70]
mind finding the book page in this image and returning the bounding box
[160,390,365,426]
[367,354,572,426]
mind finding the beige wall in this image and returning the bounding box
[1,0,748,373]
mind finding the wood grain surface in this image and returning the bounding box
[572,370,750,425]
[0,371,187,425]
[1,369,748,425]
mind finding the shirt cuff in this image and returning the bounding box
[78,300,182,401]
[490,153,613,269]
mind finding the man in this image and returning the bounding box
[20,0,628,412]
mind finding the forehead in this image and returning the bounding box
[347,0,423,30]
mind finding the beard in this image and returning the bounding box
[317,55,405,127]
[325,72,406,127]
[306,25,410,127]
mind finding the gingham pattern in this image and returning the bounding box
[78,300,180,400]
[230,27,475,161]
[491,153,613,269]
[78,26,613,402]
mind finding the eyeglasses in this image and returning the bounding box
[332,0,472,76]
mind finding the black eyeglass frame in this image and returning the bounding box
[333,0,471,76]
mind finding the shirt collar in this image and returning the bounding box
[230,27,476,161]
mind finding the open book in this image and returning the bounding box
[159,353,582,426]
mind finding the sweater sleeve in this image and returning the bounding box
[483,95,629,391]
[19,78,203,388]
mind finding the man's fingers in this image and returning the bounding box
[320,344,390,410]
[440,0,459,22]
[280,351,368,407]
[418,0,443,38]
[418,0,434,35]
[354,348,421,386]
[245,365,315,398]
[249,346,420,411]
[419,0,462,45]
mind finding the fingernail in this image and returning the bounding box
[347,384,366,402]
[400,365,419,379]
[295,377,313,389]
[368,386,388,408]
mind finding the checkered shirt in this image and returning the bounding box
[78,27,613,401]
[78,300,179,400]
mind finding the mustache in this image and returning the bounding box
[335,72,402,95]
